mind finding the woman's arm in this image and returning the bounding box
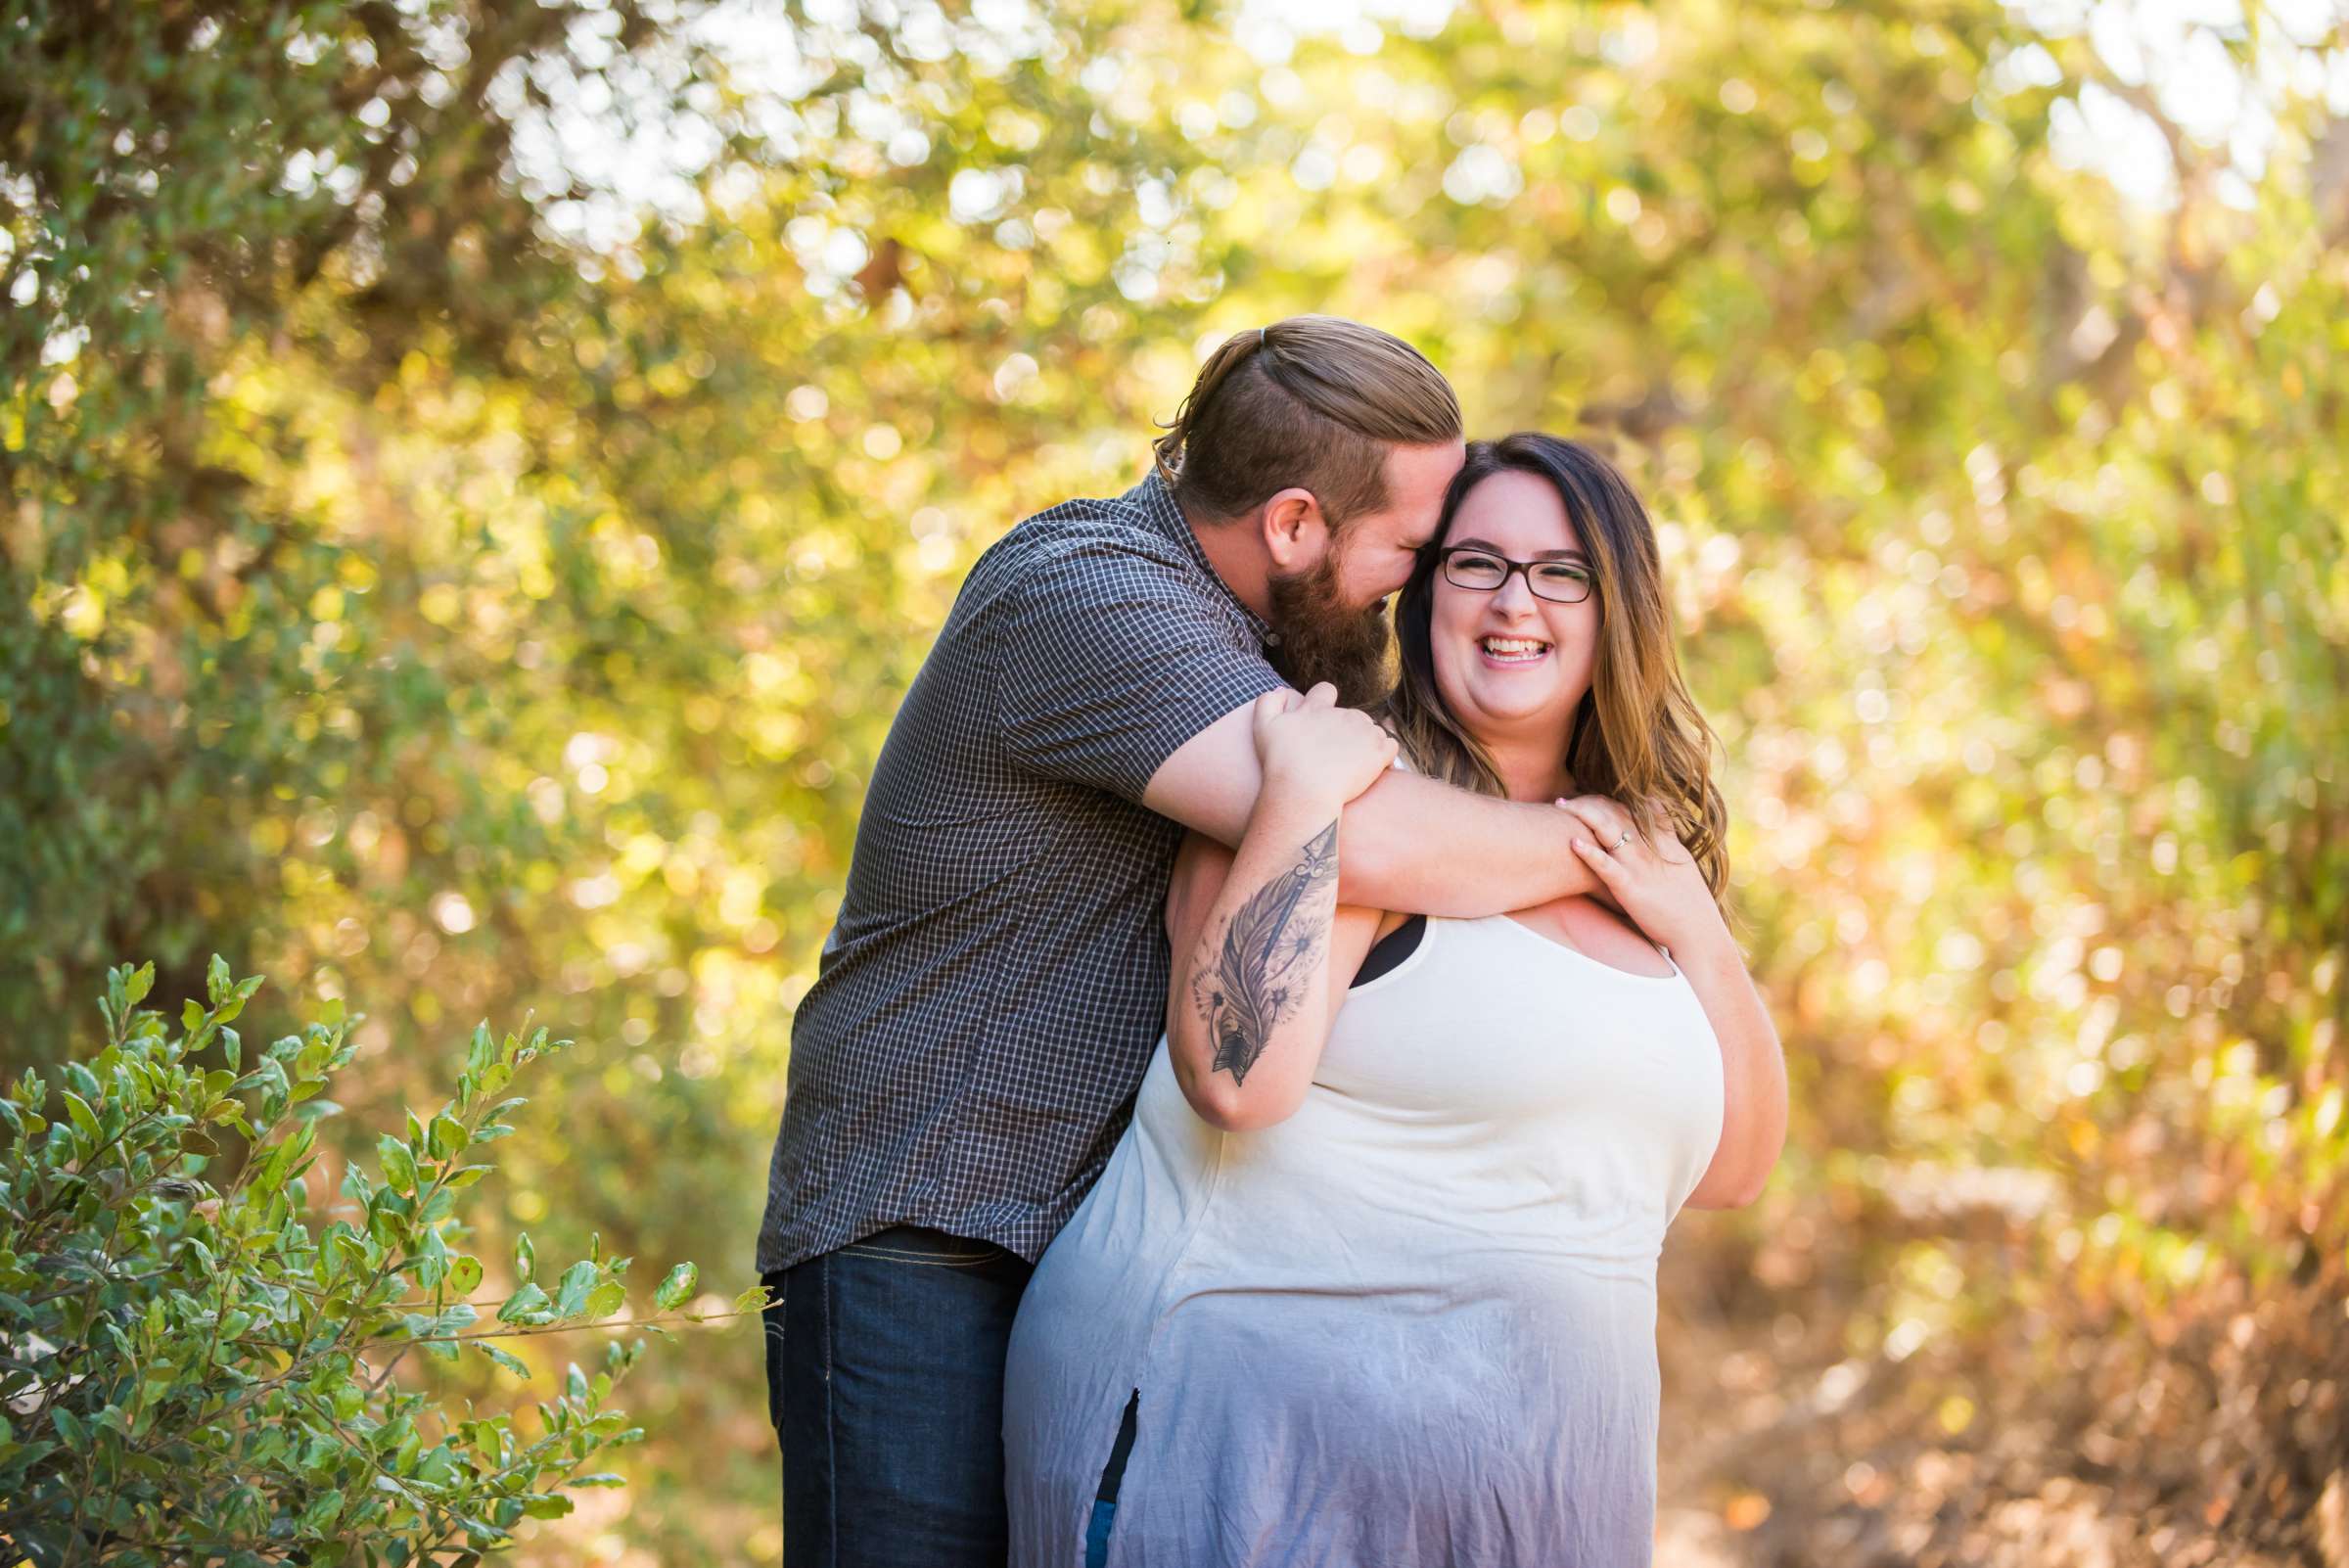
[1669,938,1786,1209]
[1163,686,1395,1131]
[1557,799,1788,1209]
[1166,832,1391,1021]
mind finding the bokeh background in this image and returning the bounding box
[5,0,2346,1561]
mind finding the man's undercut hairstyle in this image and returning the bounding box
[1152,315,1461,530]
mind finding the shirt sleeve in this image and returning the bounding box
[991,536,1286,806]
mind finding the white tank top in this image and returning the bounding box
[1004,890,1729,1565]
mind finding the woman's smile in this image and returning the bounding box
[1477,634,1553,668]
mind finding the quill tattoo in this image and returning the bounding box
[1195,821,1340,1085]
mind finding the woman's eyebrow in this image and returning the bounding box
[1450,535,1589,562]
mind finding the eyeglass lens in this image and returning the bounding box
[1443,550,1591,603]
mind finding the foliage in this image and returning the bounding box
[2,0,2344,1559]
[0,958,740,1564]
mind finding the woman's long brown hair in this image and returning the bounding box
[1372,433,1734,911]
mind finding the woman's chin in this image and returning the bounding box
[1460,685,1571,733]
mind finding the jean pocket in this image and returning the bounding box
[838,1225,1007,1267]
[759,1268,790,1434]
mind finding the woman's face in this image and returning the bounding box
[1428,469,1601,748]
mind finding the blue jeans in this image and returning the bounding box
[762,1225,1035,1568]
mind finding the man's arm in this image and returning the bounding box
[1141,698,1603,917]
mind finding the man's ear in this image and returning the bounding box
[1259,486,1328,571]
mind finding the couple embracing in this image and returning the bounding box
[755,315,1788,1567]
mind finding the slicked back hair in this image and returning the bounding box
[1152,315,1461,530]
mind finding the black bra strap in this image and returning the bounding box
[1350,914,1427,988]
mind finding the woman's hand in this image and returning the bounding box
[1252,682,1399,808]
[1556,794,1725,957]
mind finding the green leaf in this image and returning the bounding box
[553,1260,596,1319]
[62,1090,100,1140]
[478,1341,531,1378]
[427,1112,467,1161]
[52,1407,88,1453]
[377,1133,416,1194]
[733,1283,774,1312]
[496,1283,552,1325]
[123,961,154,1008]
[514,1231,534,1283]
[521,1494,574,1520]
[448,1255,483,1295]
[206,953,231,1005]
[299,1489,346,1533]
[653,1262,698,1312]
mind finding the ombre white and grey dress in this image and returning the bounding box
[1001,906,1727,1567]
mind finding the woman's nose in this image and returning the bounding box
[1490,571,1539,615]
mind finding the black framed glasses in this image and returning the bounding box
[1438,545,1595,605]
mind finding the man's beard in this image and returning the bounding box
[1266,548,1394,709]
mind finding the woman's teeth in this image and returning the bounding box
[1480,636,1550,665]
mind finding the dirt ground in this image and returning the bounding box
[1652,1235,2349,1567]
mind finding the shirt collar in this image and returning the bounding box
[1128,466,1279,648]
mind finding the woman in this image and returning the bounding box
[1002,434,1788,1567]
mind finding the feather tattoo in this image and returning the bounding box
[1196,821,1339,1085]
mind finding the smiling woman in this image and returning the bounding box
[1379,436,1730,897]
[1000,429,1786,1567]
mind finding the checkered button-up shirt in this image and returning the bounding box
[756,469,1287,1272]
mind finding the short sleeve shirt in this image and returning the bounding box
[756,469,1287,1272]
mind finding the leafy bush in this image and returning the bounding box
[0,958,747,1566]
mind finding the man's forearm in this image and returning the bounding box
[1143,702,1602,918]
[1332,769,1602,916]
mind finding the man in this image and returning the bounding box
[758,315,1617,1567]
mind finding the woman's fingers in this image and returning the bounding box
[1558,795,1640,853]
[1554,796,1618,840]
[1557,798,1644,863]
[1554,800,1619,875]
[1302,680,1339,709]
[1570,834,1622,879]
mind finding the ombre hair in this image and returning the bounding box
[1373,433,1734,909]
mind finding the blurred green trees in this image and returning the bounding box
[3,0,2343,1560]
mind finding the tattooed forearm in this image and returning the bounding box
[1193,821,1340,1085]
